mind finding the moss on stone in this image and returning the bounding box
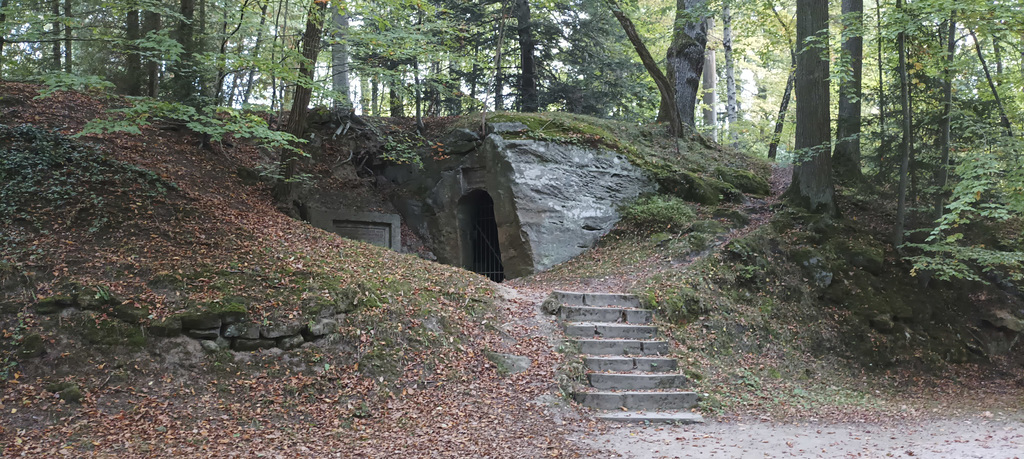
[34,295,74,314]
[81,317,147,347]
[18,333,45,358]
[714,167,770,196]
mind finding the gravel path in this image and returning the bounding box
[577,416,1024,458]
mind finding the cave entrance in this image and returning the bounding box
[458,190,505,282]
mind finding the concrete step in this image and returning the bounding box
[594,411,704,424]
[564,322,658,339]
[551,291,642,308]
[575,391,700,411]
[588,373,690,390]
[575,339,669,356]
[560,306,652,324]
[584,356,678,372]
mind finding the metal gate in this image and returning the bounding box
[466,191,505,282]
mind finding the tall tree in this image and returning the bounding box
[143,10,160,97]
[331,0,350,108]
[124,9,144,96]
[170,0,199,104]
[934,14,956,219]
[833,0,863,182]
[63,0,72,71]
[722,1,737,144]
[605,0,681,136]
[969,27,1014,137]
[516,0,538,112]
[274,0,327,203]
[701,17,716,139]
[767,6,796,161]
[785,0,835,215]
[893,0,912,248]
[664,0,707,128]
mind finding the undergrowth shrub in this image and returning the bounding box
[619,195,696,232]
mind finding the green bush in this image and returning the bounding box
[620,195,696,231]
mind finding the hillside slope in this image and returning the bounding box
[0,82,580,457]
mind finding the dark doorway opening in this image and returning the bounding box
[458,190,505,282]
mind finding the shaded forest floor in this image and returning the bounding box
[2,82,1023,457]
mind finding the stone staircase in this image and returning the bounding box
[552,290,703,424]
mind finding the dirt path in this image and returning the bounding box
[576,415,1024,458]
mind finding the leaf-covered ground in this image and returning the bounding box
[0,83,585,457]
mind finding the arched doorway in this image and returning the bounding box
[457,190,505,282]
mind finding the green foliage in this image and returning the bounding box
[619,195,696,232]
[78,99,304,154]
[0,124,174,232]
[906,135,1024,283]
[35,72,116,98]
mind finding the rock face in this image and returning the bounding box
[385,132,655,279]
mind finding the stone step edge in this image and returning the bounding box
[593,411,704,424]
[550,291,642,308]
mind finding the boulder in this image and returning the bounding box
[278,335,306,350]
[233,338,277,352]
[222,322,260,339]
[307,319,338,337]
[180,313,222,330]
[261,321,305,339]
[442,128,481,155]
[714,167,770,196]
[148,317,182,337]
[186,328,221,340]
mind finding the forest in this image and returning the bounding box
[1,0,1021,280]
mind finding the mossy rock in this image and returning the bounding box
[209,299,248,324]
[34,295,75,314]
[706,177,745,203]
[110,303,150,324]
[839,242,885,276]
[76,286,122,311]
[148,316,182,337]
[714,167,770,196]
[18,333,45,358]
[713,209,750,227]
[178,311,222,330]
[59,385,84,403]
[81,318,147,347]
[652,287,707,323]
[655,170,721,205]
[689,220,728,235]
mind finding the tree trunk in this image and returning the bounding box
[143,11,160,97]
[241,3,266,105]
[516,0,538,112]
[701,17,717,140]
[606,0,681,136]
[969,28,1013,137]
[833,0,863,182]
[331,1,350,108]
[663,0,707,128]
[0,0,9,73]
[935,15,955,219]
[894,0,912,248]
[875,0,886,169]
[723,2,737,144]
[171,0,197,104]
[124,10,143,95]
[51,0,61,70]
[63,0,72,71]
[784,0,835,216]
[493,3,508,112]
[273,0,327,202]
[768,66,794,160]
[389,85,403,117]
